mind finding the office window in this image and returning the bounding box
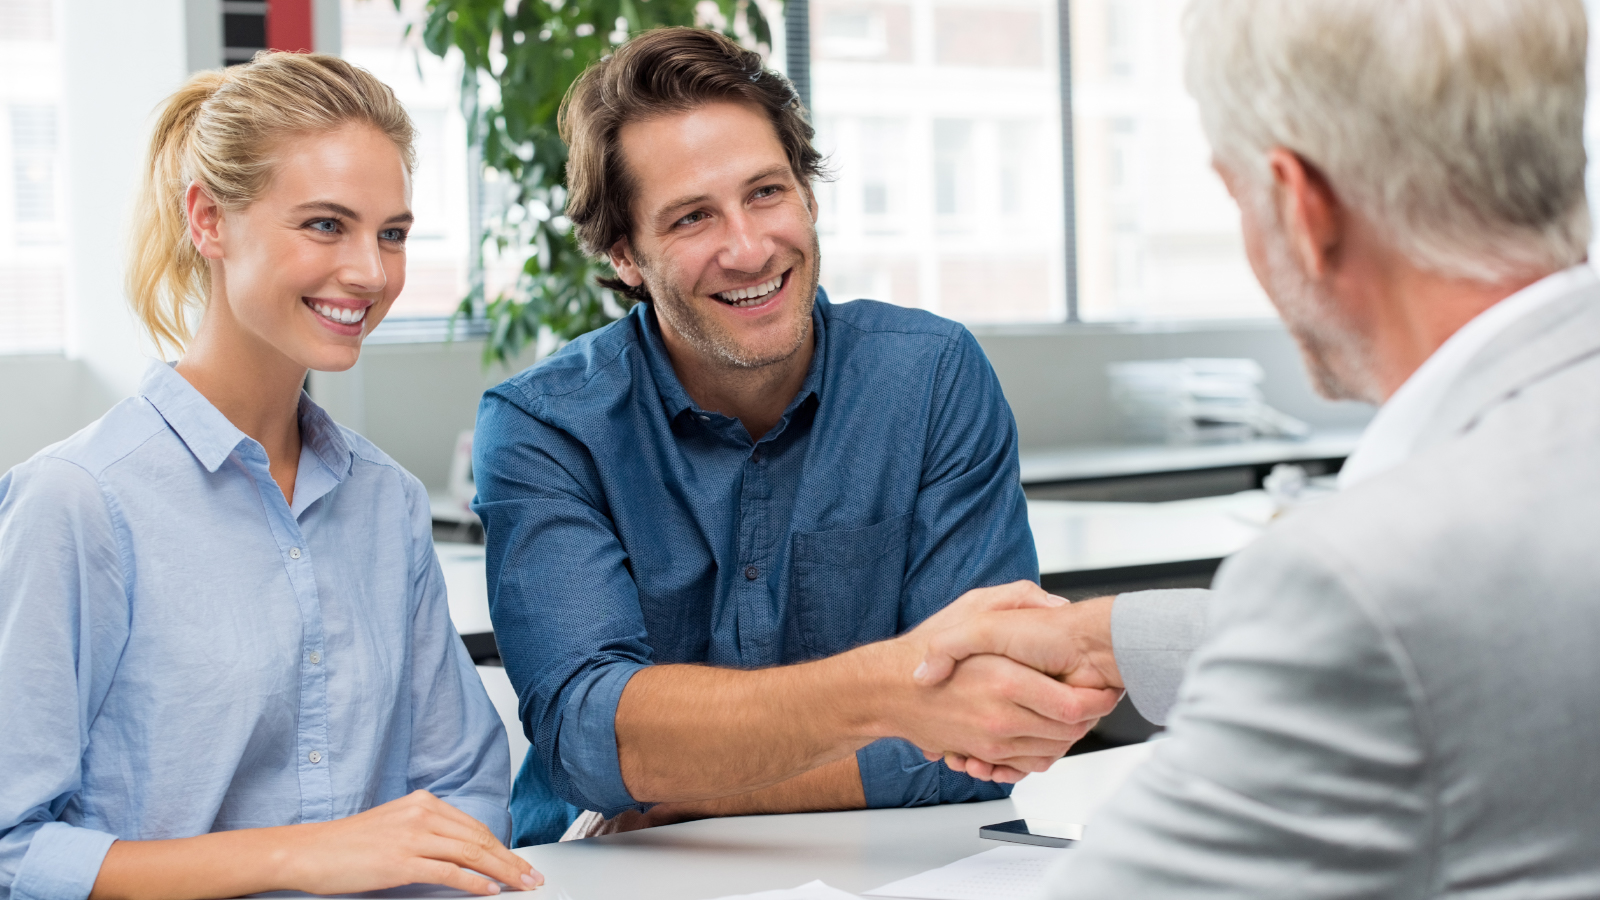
[0,0,67,354]
[808,0,1271,325]
[1069,0,1268,320]
[340,0,475,320]
[810,0,1069,324]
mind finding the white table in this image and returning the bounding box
[255,743,1154,900]
[513,742,1155,900]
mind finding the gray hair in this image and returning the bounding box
[1183,0,1590,283]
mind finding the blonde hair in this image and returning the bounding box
[1184,0,1589,284]
[127,52,416,354]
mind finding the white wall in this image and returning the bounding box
[59,0,193,398]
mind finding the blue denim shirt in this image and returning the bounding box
[0,362,510,900]
[474,292,1038,846]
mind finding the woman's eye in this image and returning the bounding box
[307,218,339,234]
[380,228,408,244]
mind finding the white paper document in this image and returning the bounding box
[702,880,862,900]
[862,846,1065,900]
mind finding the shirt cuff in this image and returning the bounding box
[1111,588,1211,726]
[443,793,514,846]
[556,662,648,817]
[13,822,117,900]
[857,738,1011,808]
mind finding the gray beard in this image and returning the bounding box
[1252,194,1382,404]
[639,232,820,372]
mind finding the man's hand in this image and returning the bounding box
[887,651,1122,782]
[903,589,1125,783]
[915,592,1122,691]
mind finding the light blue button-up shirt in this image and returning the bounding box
[0,362,509,900]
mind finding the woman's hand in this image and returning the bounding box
[281,790,541,895]
[93,791,542,900]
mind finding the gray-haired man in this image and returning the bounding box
[913,0,1600,893]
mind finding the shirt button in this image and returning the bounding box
[744,565,760,580]
[289,547,301,559]
[698,415,711,423]
[308,651,321,665]
[308,750,322,764]
[751,448,762,462]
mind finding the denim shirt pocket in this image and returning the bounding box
[790,513,913,658]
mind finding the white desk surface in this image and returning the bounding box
[1028,490,1277,575]
[1018,429,1361,485]
[253,742,1153,900]
[519,743,1154,899]
[438,490,1284,635]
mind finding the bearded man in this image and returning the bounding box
[911,0,1600,894]
[471,27,1119,846]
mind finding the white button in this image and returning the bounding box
[308,750,322,764]
[308,651,321,665]
[289,547,301,559]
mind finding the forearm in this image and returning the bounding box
[648,755,866,824]
[90,827,303,900]
[615,642,909,803]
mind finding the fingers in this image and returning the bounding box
[1004,664,1122,726]
[914,614,1012,685]
[402,792,542,890]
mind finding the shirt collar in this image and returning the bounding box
[635,288,831,430]
[140,360,353,480]
[1338,262,1598,490]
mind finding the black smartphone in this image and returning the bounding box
[979,819,1084,848]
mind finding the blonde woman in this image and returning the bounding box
[0,53,541,899]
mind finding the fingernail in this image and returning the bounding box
[1044,594,1068,606]
[522,874,539,888]
[912,662,928,681]
[486,883,501,894]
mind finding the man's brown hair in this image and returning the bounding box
[559,27,825,301]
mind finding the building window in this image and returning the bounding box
[0,0,66,355]
[807,0,1270,325]
[1068,0,1269,320]
[339,0,476,324]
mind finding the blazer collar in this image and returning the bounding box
[1414,279,1600,455]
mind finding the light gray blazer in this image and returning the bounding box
[1052,283,1600,898]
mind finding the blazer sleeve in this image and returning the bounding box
[1050,528,1434,898]
[1110,588,1211,725]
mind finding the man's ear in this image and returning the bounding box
[1268,148,1341,279]
[802,184,819,224]
[186,181,225,261]
[608,236,645,287]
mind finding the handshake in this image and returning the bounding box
[891,583,1127,784]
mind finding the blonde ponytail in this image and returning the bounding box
[126,53,416,355]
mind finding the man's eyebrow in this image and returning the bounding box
[650,166,796,226]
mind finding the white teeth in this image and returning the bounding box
[310,301,368,325]
[716,275,783,306]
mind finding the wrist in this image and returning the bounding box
[839,637,921,742]
[1066,596,1123,689]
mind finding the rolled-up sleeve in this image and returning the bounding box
[473,389,653,821]
[861,327,1038,807]
[0,461,128,900]
[401,477,513,843]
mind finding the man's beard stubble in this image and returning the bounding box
[639,229,821,371]
[1250,190,1383,404]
